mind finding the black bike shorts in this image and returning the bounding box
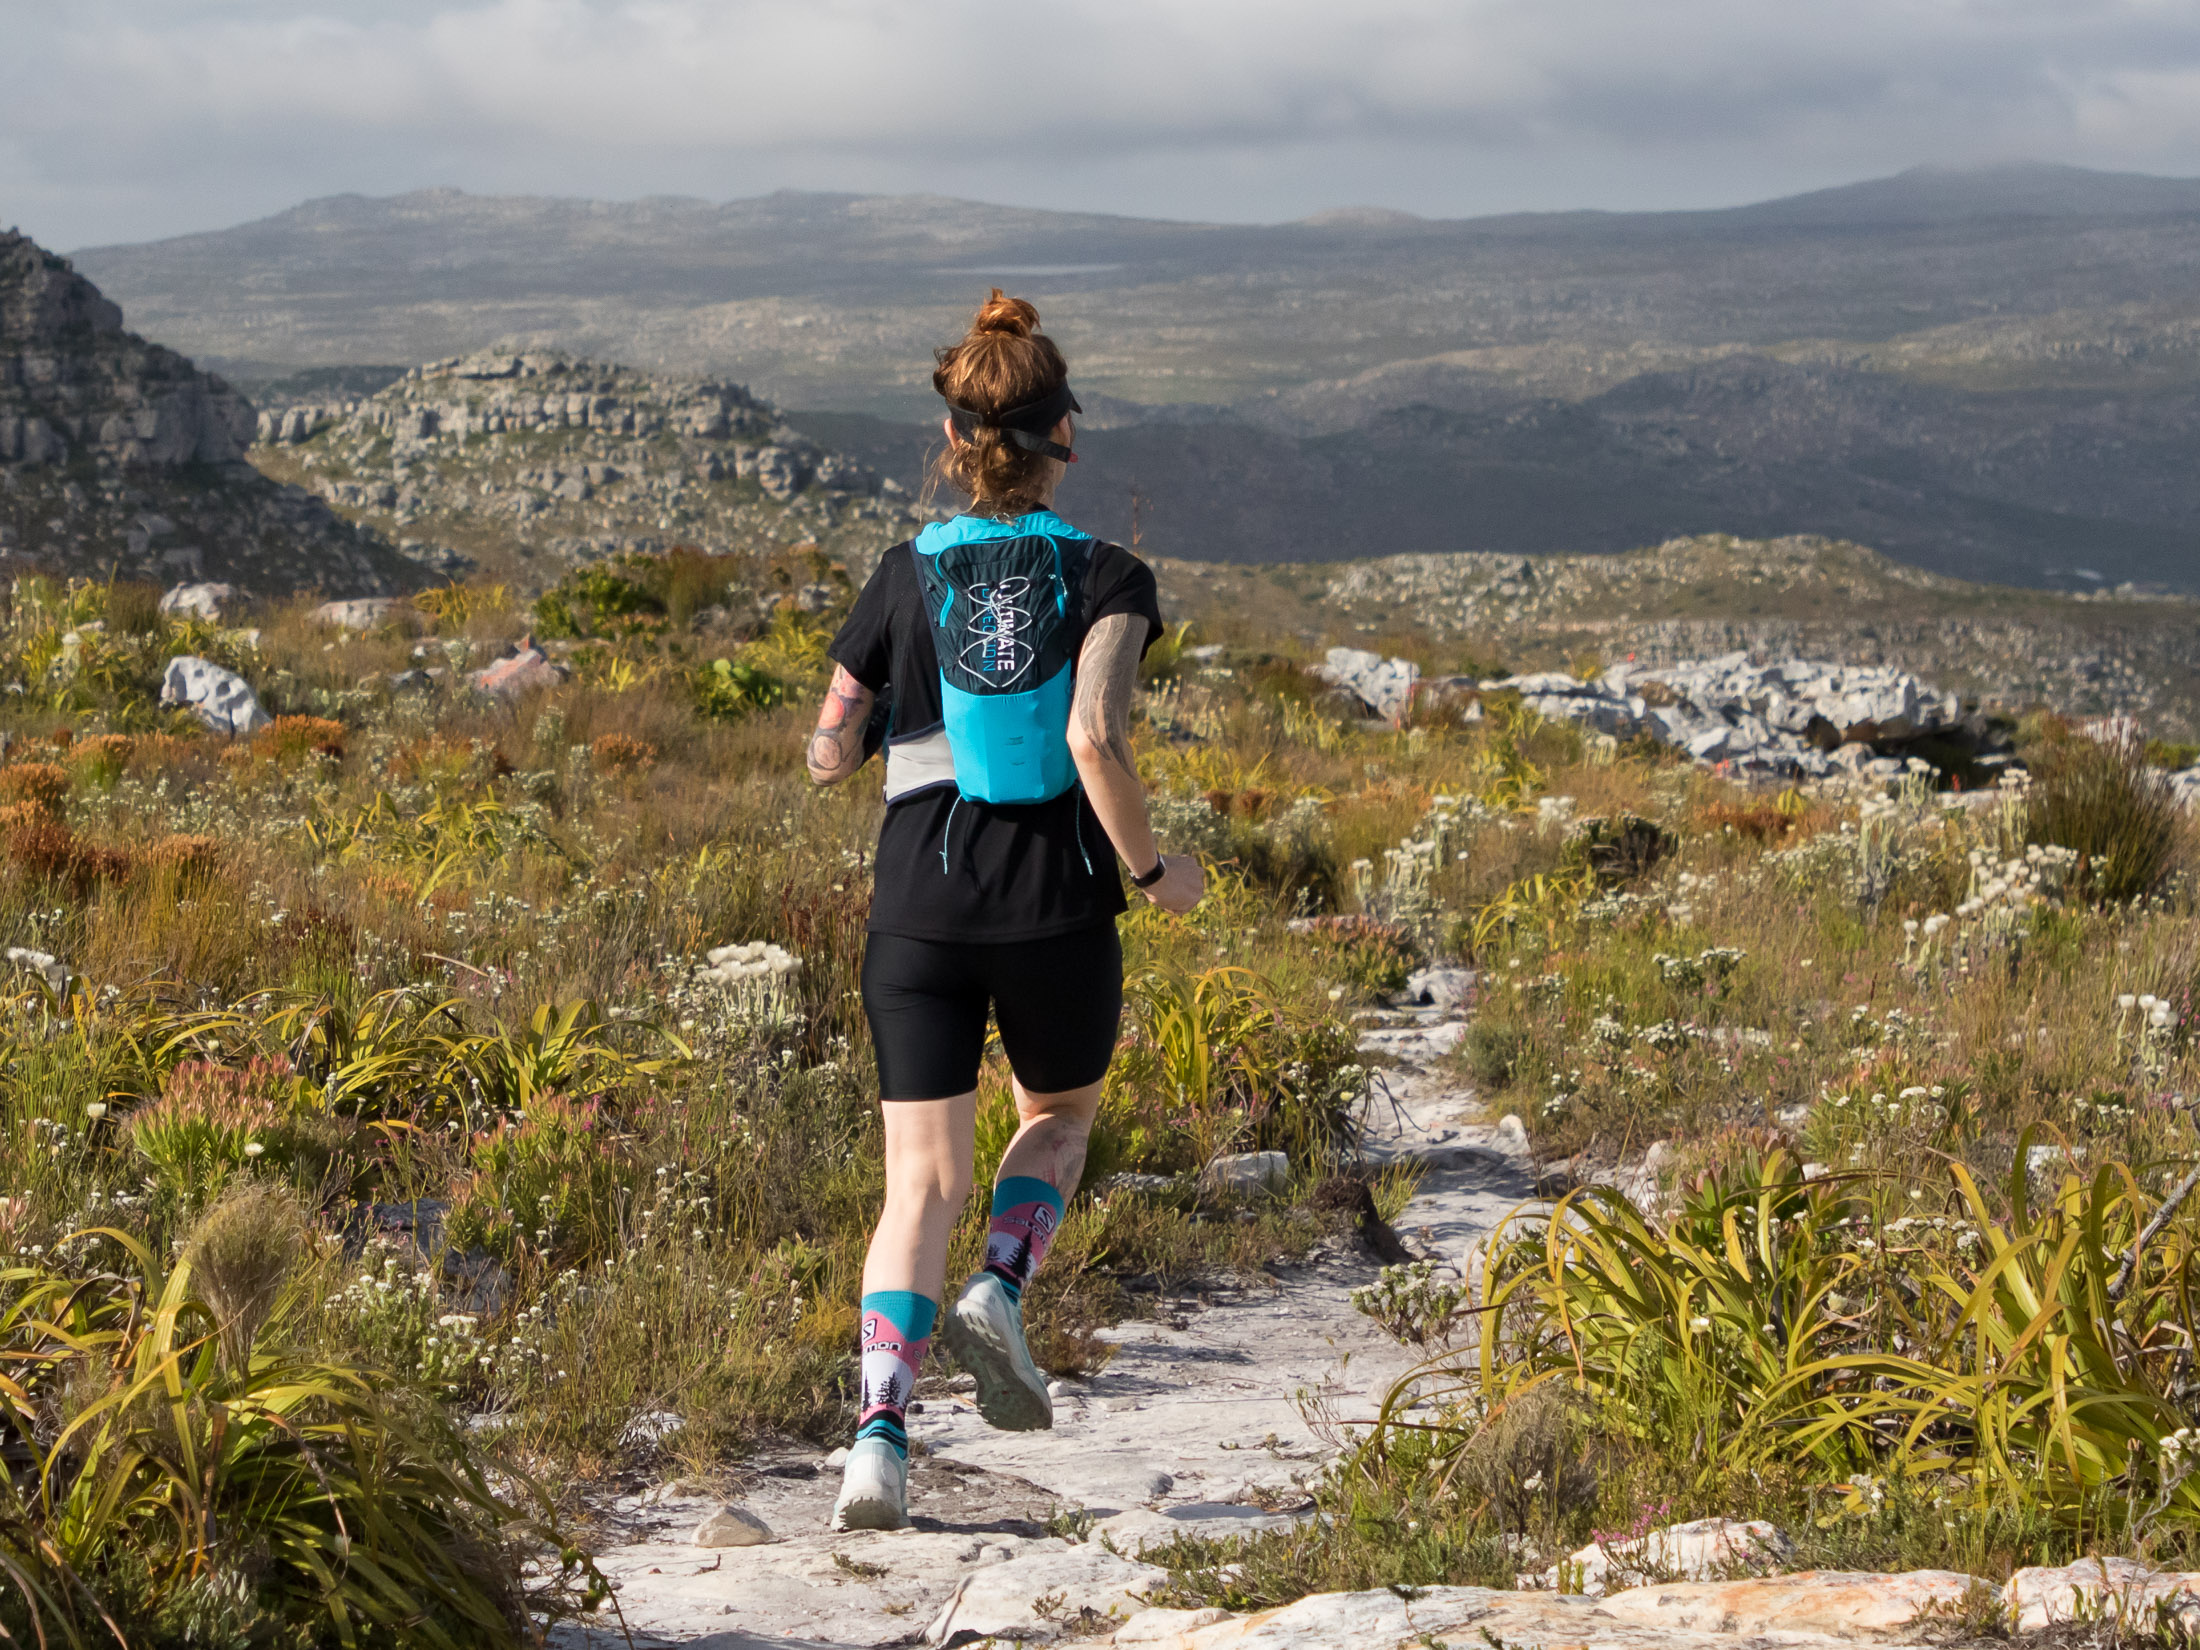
[861,926,1124,1100]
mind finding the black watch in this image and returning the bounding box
[1131,857,1168,889]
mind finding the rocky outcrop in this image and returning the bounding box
[1460,653,2006,777]
[1317,649,2018,778]
[251,348,923,587]
[0,232,416,593]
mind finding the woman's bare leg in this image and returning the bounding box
[862,1092,978,1300]
[837,1092,979,1528]
[995,1076,1102,1198]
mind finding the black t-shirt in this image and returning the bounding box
[829,524,1164,943]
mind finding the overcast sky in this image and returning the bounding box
[8,0,2200,252]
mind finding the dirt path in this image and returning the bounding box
[557,1001,1535,1648]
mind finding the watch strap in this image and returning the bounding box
[1130,857,1168,889]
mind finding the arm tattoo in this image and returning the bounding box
[807,666,876,783]
[1073,613,1144,780]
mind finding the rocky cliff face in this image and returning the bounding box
[0,232,415,594]
[0,231,255,469]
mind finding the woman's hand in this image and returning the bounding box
[1140,854,1205,915]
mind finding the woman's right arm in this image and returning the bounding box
[807,666,878,786]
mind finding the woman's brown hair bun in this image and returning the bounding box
[928,289,1071,518]
[969,289,1040,338]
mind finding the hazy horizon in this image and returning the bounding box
[11,0,2200,252]
[37,158,2200,260]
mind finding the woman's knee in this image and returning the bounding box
[884,1155,974,1213]
[1012,1078,1103,1130]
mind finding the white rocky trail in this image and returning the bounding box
[557,999,1530,1649]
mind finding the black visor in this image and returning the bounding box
[946,380,1081,461]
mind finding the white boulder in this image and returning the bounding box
[159,656,269,735]
[1201,1150,1289,1195]
[1314,648,1420,723]
[310,597,409,631]
[692,1503,772,1547]
[1467,653,1971,778]
[1400,966,1475,1011]
[2006,1557,2200,1630]
[158,582,242,621]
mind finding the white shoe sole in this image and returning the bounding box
[831,1442,908,1531]
[944,1277,1052,1432]
[831,1488,907,1532]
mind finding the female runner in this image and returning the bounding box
[807,290,1203,1529]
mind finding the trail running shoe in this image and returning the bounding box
[944,1272,1053,1432]
[830,1437,908,1531]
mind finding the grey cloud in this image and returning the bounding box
[6,0,2200,250]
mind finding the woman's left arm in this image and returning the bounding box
[808,665,878,786]
[1069,614,1204,914]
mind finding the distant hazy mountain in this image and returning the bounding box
[68,163,2200,590]
[1725,162,2200,226]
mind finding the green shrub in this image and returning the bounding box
[1292,914,1418,995]
[1390,1148,2200,1533]
[0,1232,596,1647]
[450,1092,637,1263]
[694,655,787,720]
[530,564,659,642]
[2026,734,2183,902]
[1562,811,1675,886]
[1462,1019,1527,1088]
[126,1057,356,1209]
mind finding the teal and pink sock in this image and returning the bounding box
[855,1290,936,1459]
[981,1175,1066,1301]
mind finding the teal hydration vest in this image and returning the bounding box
[910,511,1092,806]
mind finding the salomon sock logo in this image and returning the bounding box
[855,1291,937,1460]
[982,1176,1065,1300]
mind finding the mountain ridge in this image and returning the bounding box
[62,164,2200,591]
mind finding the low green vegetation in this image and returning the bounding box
[0,556,2190,1637]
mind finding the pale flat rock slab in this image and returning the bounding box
[1144,1586,1669,1648]
[1146,1580,1992,1650]
[912,1267,1414,1517]
[1095,1503,1298,1553]
[1115,1606,1233,1644]
[553,1463,1064,1649]
[1557,1517,1793,1596]
[2007,1557,2200,1629]
[1599,1570,1986,1635]
[1356,1020,1467,1064]
[925,1545,1166,1644]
